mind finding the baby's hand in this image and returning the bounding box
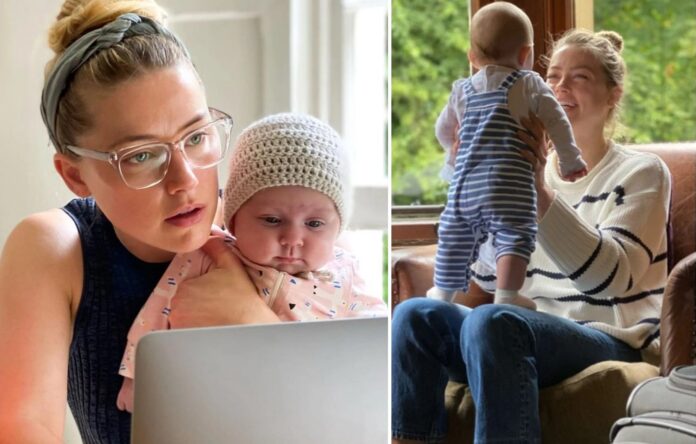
[563,167,588,182]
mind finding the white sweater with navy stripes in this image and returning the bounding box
[472,143,670,362]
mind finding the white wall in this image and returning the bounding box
[0,0,74,247]
[0,0,388,246]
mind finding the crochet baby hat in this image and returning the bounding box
[223,113,351,231]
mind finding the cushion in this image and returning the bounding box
[444,361,659,444]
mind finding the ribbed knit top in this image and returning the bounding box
[473,144,671,362]
[62,198,170,444]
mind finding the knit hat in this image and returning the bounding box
[223,113,351,231]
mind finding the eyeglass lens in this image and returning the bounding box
[119,120,229,189]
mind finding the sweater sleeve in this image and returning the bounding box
[537,155,670,298]
[528,74,586,176]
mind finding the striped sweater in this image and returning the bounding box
[472,143,670,362]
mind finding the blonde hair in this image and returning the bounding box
[470,2,533,64]
[45,0,191,153]
[548,29,627,139]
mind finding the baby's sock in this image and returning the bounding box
[494,289,537,311]
[426,286,456,303]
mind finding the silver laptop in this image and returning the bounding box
[131,317,388,444]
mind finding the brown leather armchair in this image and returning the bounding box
[391,143,696,443]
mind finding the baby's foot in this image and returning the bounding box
[563,167,588,182]
[426,286,456,302]
[494,289,537,310]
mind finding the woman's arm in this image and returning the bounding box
[0,210,81,443]
[537,159,670,298]
[517,113,556,219]
[518,114,671,298]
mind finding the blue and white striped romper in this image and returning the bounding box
[434,70,537,293]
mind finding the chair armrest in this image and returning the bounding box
[391,245,437,310]
[391,245,493,310]
[660,251,696,375]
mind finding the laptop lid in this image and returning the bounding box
[131,317,388,444]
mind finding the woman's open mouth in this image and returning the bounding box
[165,205,205,227]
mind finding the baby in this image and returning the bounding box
[117,113,387,412]
[429,2,587,309]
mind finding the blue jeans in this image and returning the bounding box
[391,298,642,444]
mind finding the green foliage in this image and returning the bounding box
[595,0,696,143]
[392,1,696,205]
[391,0,470,205]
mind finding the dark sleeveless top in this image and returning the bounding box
[63,198,170,444]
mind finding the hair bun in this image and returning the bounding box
[597,30,623,53]
[48,0,167,55]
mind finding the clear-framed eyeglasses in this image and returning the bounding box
[65,108,233,190]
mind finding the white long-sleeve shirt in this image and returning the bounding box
[472,143,671,362]
[436,65,585,180]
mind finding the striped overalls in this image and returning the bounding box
[434,70,537,292]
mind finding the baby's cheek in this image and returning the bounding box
[314,242,337,268]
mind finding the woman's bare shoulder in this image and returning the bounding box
[1,208,83,310]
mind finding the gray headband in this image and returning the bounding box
[40,13,189,151]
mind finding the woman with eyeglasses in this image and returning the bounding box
[0,1,279,442]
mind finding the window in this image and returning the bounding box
[590,0,696,143]
[342,0,389,300]
[392,0,471,207]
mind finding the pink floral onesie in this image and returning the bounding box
[116,231,387,412]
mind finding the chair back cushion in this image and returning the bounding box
[633,143,696,267]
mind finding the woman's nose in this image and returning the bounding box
[554,75,570,93]
[165,149,199,194]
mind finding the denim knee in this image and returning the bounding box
[392,297,435,329]
[461,304,534,354]
[393,298,447,350]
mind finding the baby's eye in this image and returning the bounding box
[262,216,281,225]
[306,220,324,228]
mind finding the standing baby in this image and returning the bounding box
[430,2,587,308]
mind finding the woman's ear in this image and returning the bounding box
[609,85,624,108]
[54,153,91,197]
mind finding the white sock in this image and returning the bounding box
[426,286,456,303]
[494,289,537,311]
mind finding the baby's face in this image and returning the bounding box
[231,186,341,275]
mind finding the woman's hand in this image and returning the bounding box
[169,236,280,328]
[518,113,556,219]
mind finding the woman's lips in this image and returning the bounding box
[165,206,205,227]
